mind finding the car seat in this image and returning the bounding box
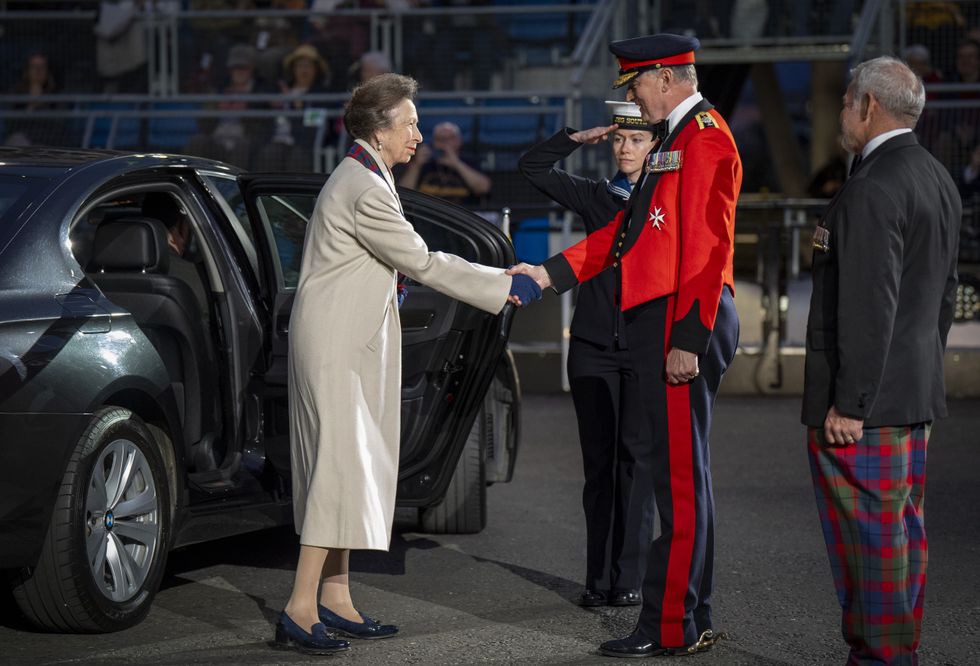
[87,216,217,455]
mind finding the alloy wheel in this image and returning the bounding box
[84,437,161,602]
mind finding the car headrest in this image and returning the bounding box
[90,217,170,273]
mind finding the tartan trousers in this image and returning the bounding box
[807,424,930,666]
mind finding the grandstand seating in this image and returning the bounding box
[147,102,200,152]
[416,98,477,146]
[81,103,142,150]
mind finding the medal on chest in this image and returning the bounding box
[812,225,830,252]
[646,150,683,173]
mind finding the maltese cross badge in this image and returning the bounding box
[649,206,666,230]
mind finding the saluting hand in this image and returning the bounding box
[569,124,619,145]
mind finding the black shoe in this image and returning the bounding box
[598,630,695,658]
[273,612,350,655]
[609,589,641,606]
[578,589,608,607]
[317,604,399,639]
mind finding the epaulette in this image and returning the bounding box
[695,112,717,130]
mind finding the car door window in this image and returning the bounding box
[253,194,316,290]
[199,172,262,282]
[408,216,478,262]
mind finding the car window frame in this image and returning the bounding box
[69,180,223,292]
[196,170,261,284]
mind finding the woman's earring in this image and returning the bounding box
[377,142,382,150]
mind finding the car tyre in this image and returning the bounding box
[11,407,171,632]
[420,414,487,535]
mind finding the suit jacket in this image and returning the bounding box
[543,99,742,355]
[288,139,510,550]
[518,129,628,347]
[801,132,961,428]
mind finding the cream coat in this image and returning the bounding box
[288,139,511,550]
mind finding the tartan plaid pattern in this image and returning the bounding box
[346,142,383,177]
[808,424,929,666]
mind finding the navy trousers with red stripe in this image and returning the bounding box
[622,287,738,648]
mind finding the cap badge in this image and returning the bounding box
[646,150,683,173]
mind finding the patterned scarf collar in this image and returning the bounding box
[606,171,635,201]
[346,141,384,177]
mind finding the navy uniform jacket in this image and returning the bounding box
[518,130,628,347]
[802,132,961,427]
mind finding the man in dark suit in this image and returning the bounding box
[803,56,961,665]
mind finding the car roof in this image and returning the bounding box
[0,146,238,173]
[0,146,127,167]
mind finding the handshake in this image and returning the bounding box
[505,263,554,308]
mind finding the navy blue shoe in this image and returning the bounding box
[273,612,350,655]
[317,604,399,640]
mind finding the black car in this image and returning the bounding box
[0,147,521,633]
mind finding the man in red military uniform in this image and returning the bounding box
[509,33,741,657]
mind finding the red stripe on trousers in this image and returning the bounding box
[661,295,696,647]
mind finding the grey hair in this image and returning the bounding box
[343,73,418,140]
[849,56,925,125]
[639,64,698,90]
[669,64,698,88]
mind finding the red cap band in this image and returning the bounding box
[617,51,696,72]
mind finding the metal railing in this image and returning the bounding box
[0,91,566,175]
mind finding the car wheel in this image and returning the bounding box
[420,413,487,535]
[11,407,171,632]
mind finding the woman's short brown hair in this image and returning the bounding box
[343,73,419,141]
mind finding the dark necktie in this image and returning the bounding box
[848,153,863,177]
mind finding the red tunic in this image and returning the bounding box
[544,105,741,354]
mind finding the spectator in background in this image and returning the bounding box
[253,0,305,86]
[94,0,148,93]
[903,43,944,84]
[934,39,980,176]
[962,143,980,197]
[953,38,980,84]
[398,121,491,206]
[181,0,257,93]
[307,0,378,92]
[258,44,337,172]
[903,43,944,150]
[906,1,966,74]
[4,52,65,146]
[348,50,392,88]
[184,44,270,168]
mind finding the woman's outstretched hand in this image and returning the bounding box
[507,273,542,307]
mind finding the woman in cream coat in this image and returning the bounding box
[274,74,541,655]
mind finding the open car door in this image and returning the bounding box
[237,176,516,511]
